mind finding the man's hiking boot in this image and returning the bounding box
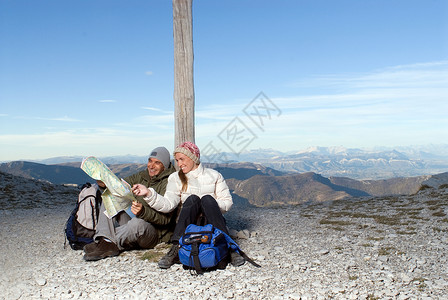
[83,240,98,254]
[230,251,245,267]
[83,238,120,261]
[158,244,179,269]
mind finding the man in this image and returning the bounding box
[83,146,176,261]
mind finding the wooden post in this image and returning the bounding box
[173,0,195,147]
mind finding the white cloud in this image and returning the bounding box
[196,61,448,151]
[36,116,82,122]
[291,60,448,90]
[142,106,163,112]
[12,115,82,122]
[2,61,446,161]
[141,106,173,115]
[386,60,448,71]
[145,71,153,76]
[99,100,117,103]
[0,128,175,161]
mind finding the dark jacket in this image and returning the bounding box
[125,163,176,242]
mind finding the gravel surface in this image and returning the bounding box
[1,179,448,299]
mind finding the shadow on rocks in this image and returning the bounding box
[225,192,256,232]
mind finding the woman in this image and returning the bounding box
[132,141,245,269]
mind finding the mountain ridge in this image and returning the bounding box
[4,144,446,180]
[1,159,448,207]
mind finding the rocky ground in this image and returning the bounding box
[1,173,448,299]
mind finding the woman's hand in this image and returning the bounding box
[131,201,143,216]
[132,184,151,197]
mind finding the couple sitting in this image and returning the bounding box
[83,142,245,268]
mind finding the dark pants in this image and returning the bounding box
[171,194,229,243]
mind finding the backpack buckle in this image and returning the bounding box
[183,233,210,245]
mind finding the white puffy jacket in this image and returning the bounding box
[143,164,233,214]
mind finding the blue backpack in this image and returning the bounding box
[179,224,261,275]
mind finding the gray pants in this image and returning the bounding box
[94,204,158,251]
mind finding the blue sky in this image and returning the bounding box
[1,0,447,162]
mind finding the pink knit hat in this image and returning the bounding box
[174,141,200,164]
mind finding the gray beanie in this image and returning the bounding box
[149,147,171,169]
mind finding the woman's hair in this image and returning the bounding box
[178,169,188,192]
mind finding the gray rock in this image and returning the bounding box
[1,187,448,299]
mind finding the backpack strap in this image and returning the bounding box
[94,189,102,222]
[222,232,261,268]
[90,199,96,228]
[190,242,204,275]
[235,248,261,268]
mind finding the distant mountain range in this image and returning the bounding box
[1,158,448,207]
[0,160,283,186]
[0,161,93,185]
[232,145,448,180]
[12,144,448,180]
[229,172,448,207]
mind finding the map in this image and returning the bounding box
[81,156,136,218]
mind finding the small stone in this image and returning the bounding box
[319,249,330,255]
[224,291,234,298]
[36,278,47,286]
[237,230,249,239]
[400,273,412,284]
[229,229,238,238]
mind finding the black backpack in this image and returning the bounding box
[64,182,102,250]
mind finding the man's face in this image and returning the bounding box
[147,157,165,177]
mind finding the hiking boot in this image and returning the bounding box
[230,251,245,267]
[83,238,120,261]
[158,244,179,269]
[83,240,98,254]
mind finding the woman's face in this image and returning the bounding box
[175,152,198,174]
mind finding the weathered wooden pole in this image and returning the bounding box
[173,0,195,147]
